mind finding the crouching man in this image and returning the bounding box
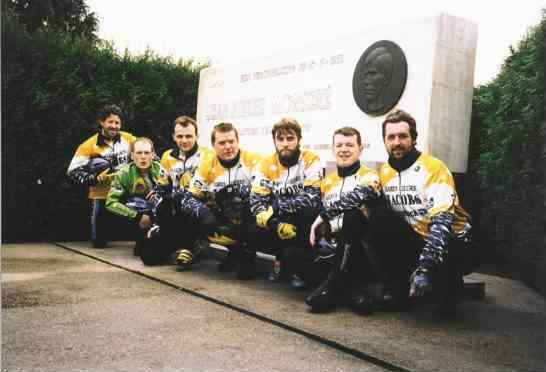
[106,137,172,265]
[305,127,384,314]
[180,122,262,279]
[160,116,213,270]
[249,118,323,289]
[378,110,475,315]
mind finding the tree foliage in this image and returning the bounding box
[469,10,545,293]
[2,8,206,241]
[471,11,545,189]
[3,0,99,40]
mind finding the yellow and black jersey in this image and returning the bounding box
[67,131,136,199]
[250,149,323,216]
[186,149,262,205]
[379,153,471,239]
[160,146,212,191]
[320,163,382,233]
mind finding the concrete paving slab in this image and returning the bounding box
[3,241,545,372]
[2,243,388,372]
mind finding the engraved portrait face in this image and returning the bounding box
[353,41,407,117]
[362,48,393,108]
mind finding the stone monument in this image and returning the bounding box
[196,13,477,173]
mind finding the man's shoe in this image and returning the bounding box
[176,249,194,270]
[305,282,338,313]
[217,249,238,273]
[434,274,462,318]
[305,271,341,313]
[290,275,306,290]
[193,239,209,262]
[348,291,374,315]
[133,241,142,257]
[208,233,236,246]
[92,240,107,249]
[379,290,409,312]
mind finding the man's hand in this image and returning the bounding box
[96,169,116,184]
[409,268,432,298]
[145,190,162,208]
[277,223,297,240]
[256,206,274,228]
[309,216,323,246]
[138,214,152,230]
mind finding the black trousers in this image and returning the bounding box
[139,199,201,266]
[343,206,475,304]
[246,206,320,279]
[90,199,133,247]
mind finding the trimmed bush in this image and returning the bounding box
[469,10,545,294]
[2,9,205,242]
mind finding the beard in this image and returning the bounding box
[277,146,300,167]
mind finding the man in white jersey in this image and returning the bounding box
[249,118,323,289]
[180,122,262,279]
[378,109,474,315]
[158,116,212,269]
[304,127,384,314]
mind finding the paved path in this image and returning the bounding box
[2,242,545,372]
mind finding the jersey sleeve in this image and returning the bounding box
[250,159,273,215]
[320,170,382,221]
[67,141,96,186]
[188,153,213,200]
[419,162,459,267]
[105,169,138,220]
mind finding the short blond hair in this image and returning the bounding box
[130,137,155,153]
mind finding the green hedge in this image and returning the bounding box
[2,10,205,242]
[469,10,545,293]
[472,14,545,189]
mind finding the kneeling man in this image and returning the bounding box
[249,118,323,288]
[106,137,172,265]
[180,122,262,279]
[305,127,383,314]
[379,109,474,314]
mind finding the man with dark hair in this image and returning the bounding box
[106,137,172,265]
[161,116,212,191]
[249,117,323,288]
[179,122,262,279]
[304,127,383,314]
[67,104,136,248]
[378,109,474,314]
[159,116,213,269]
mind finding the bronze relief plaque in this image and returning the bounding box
[352,40,408,116]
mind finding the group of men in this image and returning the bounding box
[67,104,475,316]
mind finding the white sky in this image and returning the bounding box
[86,0,545,86]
